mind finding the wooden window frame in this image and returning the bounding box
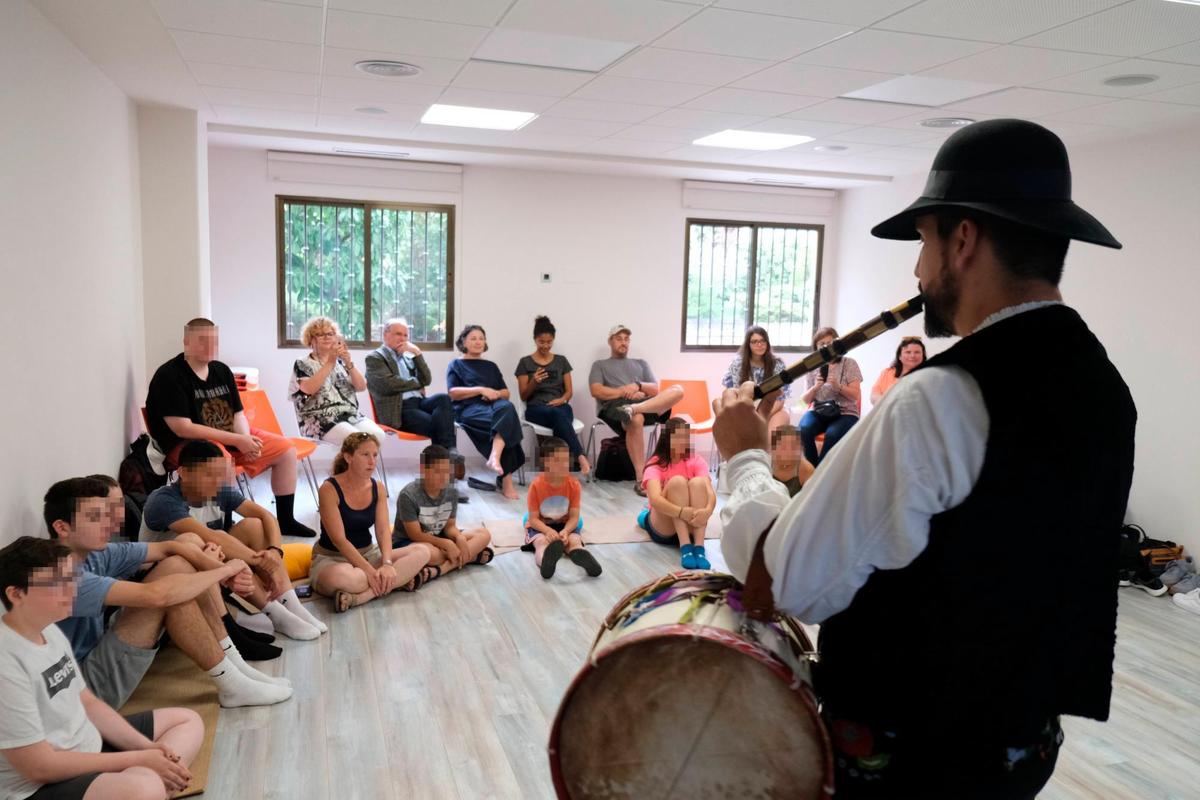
[275,195,456,350]
[680,217,824,353]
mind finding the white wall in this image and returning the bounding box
[139,106,210,374]
[0,1,144,544]
[835,126,1200,555]
[208,147,838,464]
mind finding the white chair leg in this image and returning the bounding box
[377,460,390,494]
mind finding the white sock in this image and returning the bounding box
[208,656,292,708]
[277,589,327,634]
[263,601,320,641]
[219,637,291,687]
[236,612,276,636]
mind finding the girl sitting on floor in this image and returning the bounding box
[310,433,433,613]
[523,438,601,579]
[771,425,814,498]
[636,417,716,569]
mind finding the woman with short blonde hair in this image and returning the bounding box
[289,317,385,445]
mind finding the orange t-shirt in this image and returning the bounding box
[872,367,900,401]
[527,474,581,524]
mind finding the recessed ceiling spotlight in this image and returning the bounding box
[355,60,422,78]
[814,144,849,153]
[1102,74,1158,87]
[355,106,387,115]
[920,117,975,129]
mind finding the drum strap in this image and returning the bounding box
[743,523,776,621]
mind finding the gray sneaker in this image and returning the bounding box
[1160,557,1195,587]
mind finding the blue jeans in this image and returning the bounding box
[798,411,859,465]
[523,403,583,460]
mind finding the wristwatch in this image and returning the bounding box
[381,558,393,566]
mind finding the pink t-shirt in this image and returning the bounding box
[642,454,709,488]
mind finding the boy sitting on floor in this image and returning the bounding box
[523,438,602,579]
[0,536,202,800]
[393,445,494,577]
[140,441,326,640]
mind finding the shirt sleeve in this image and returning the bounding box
[722,357,740,389]
[142,489,189,534]
[71,570,117,620]
[150,365,192,419]
[446,361,462,390]
[690,455,710,478]
[292,358,316,398]
[568,479,581,510]
[0,653,44,749]
[489,362,508,392]
[218,485,246,513]
[642,463,664,486]
[397,487,419,522]
[560,356,573,375]
[843,358,863,385]
[587,361,602,386]
[720,366,988,623]
[526,481,543,515]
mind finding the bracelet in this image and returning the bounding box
[267,546,284,557]
[381,558,393,566]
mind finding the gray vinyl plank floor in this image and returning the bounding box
[209,467,1200,799]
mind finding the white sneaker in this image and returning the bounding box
[1171,588,1200,616]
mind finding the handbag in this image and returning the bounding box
[812,399,841,420]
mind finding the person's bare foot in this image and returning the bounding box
[577,454,591,475]
[485,453,503,474]
[501,475,519,500]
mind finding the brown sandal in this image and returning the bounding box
[333,590,357,613]
[473,546,495,566]
[402,565,440,592]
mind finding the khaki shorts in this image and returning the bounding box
[309,543,381,587]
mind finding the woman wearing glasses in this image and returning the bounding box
[289,316,385,445]
[722,326,792,433]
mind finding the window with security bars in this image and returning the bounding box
[276,196,454,348]
[682,219,823,351]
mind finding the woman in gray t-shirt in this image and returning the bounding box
[515,316,589,474]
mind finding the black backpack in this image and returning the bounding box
[118,434,168,512]
[594,437,636,482]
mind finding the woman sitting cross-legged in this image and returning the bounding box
[310,433,433,613]
[447,324,526,500]
[636,417,717,570]
[516,315,590,474]
[289,316,385,446]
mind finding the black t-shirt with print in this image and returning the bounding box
[145,353,243,451]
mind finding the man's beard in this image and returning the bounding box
[921,254,959,338]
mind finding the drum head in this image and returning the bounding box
[556,635,827,799]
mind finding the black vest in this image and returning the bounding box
[815,305,1136,742]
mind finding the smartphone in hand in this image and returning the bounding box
[295,585,313,598]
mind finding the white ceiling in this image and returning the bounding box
[30,0,1200,187]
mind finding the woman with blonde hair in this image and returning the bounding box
[310,433,433,613]
[289,316,385,445]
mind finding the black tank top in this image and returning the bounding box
[317,477,378,550]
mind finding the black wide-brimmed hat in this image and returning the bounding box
[871,118,1121,249]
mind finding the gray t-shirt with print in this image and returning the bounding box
[587,357,656,413]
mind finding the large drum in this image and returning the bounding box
[550,571,833,799]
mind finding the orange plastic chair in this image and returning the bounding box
[239,390,319,502]
[367,394,429,492]
[658,379,714,435]
[139,407,254,500]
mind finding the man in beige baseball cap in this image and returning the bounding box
[588,325,682,493]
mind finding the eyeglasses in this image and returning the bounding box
[28,575,77,589]
[748,338,767,345]
[315,331,337,338]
